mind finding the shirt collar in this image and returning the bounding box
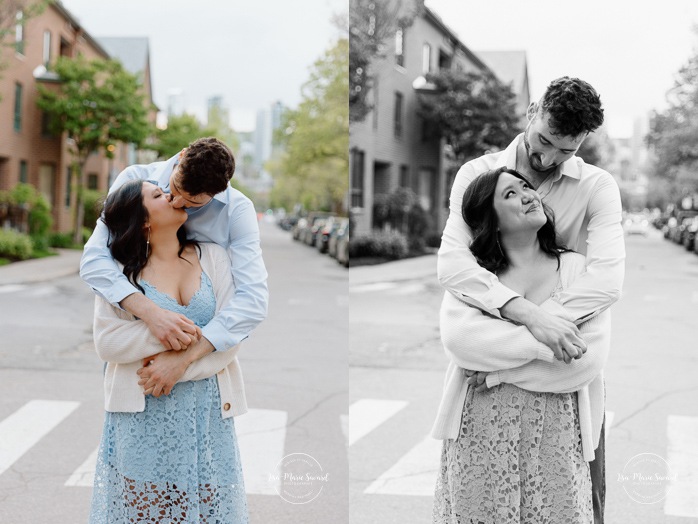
[499,133,582,181]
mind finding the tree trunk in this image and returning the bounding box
[72,161,86,246]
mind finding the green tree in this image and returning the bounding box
[646,29,698,199]
[152,113,213,159]
[37,55,151,243]
[417,69,522,166]
[349,0,420,122]
[272,37,349,213]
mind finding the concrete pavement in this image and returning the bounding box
[0,249,82,286]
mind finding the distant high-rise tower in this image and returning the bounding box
[207,95,230,130]
[167,88,185,117]
[254,100,285,169]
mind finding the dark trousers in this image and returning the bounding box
[589,418,606,524]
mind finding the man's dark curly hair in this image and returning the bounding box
[538,77,604,138]
[177,137,235,196]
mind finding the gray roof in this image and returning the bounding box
[97,37,150,76]
[475,50,528,92]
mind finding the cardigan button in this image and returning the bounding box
[223,403,231,411]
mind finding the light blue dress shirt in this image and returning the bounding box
[80,153,269,351]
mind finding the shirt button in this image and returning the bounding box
[223,403,231,411]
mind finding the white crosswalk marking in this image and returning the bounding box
[364,436,441,496]
[65,447,99,487]
[349,399,408,446]
[0,400,80,477]
[236,408,288,495]
[340,414,349,447]
[605,410,614,442]
[665,415,698,518]
[64,408,289,495]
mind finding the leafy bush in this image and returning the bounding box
[9,183,37,205]
[425,232,442,248]
[48,232,74,248]
[29,194,53,237]
[349,230,409,260]
[83,189,105,229]
[0,230,33,260]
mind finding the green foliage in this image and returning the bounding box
[0,229,33,260]
[272,38,349,213]
[152,113,216,160]
[348,230,409,260]
[29,193,52,237]
[36,55,152,243]
[82,189,105,229]
[349,0,419,122]
[48,232,74,248]
[9,183,37,205]
[418,69,522,165]
[646,29,698,201]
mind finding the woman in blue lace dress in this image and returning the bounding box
[89,179,249,523]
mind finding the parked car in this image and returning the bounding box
[335,222,349,267]
[682,216,698,251]
[624,213,649,236]
[675,212,698,244]
[317,216,343,254]
[305,217,329,247]
[663,217,678,239]
[292,218,308,241]
[328,218,349,259]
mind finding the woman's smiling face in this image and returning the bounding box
[492,172,546,235]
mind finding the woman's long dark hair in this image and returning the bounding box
[101,179,198,293]
[461,167,568,274]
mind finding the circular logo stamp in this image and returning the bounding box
[272,453,328,504]
[617,453,675,504]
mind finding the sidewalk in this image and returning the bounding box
[0,248,83,285]
[349,253,437,286]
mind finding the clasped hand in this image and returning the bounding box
[137,350,190,397]
[146,307,202,351]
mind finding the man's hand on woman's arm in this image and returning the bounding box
[120,292,201,351]
[500,296,586,363]
[136,337,215,397]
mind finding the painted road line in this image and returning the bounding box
[236,408,288,495]
[605,410,614,442]
[65,446,99,487]
[349,399,408,447]
[340,414,349,447]
[0,400,80,477]
[364,435,442,496]
[665,415,698,518]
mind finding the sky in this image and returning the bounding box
[424,0,698,138]
[59,0,346,132]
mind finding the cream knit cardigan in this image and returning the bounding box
[93,242,247,419]
[432,252,610,461]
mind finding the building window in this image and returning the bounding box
[422,43,431,74]
[41,112,55,137]
[394,92,403,138]
[350,148,365,208]
[19,160,28,183]
[399,165,410,188]
[43,31,52,66]
[13,83,22,132]
[15,11,24,55]
[87,173,99,190]
[395,27,404,67]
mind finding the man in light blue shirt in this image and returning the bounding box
[81,137,268,353]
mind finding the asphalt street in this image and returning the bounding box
[0,220,349,524]
[349,227,698,524]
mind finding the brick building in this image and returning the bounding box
[349,3,529,235]
[0,1,155,232]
